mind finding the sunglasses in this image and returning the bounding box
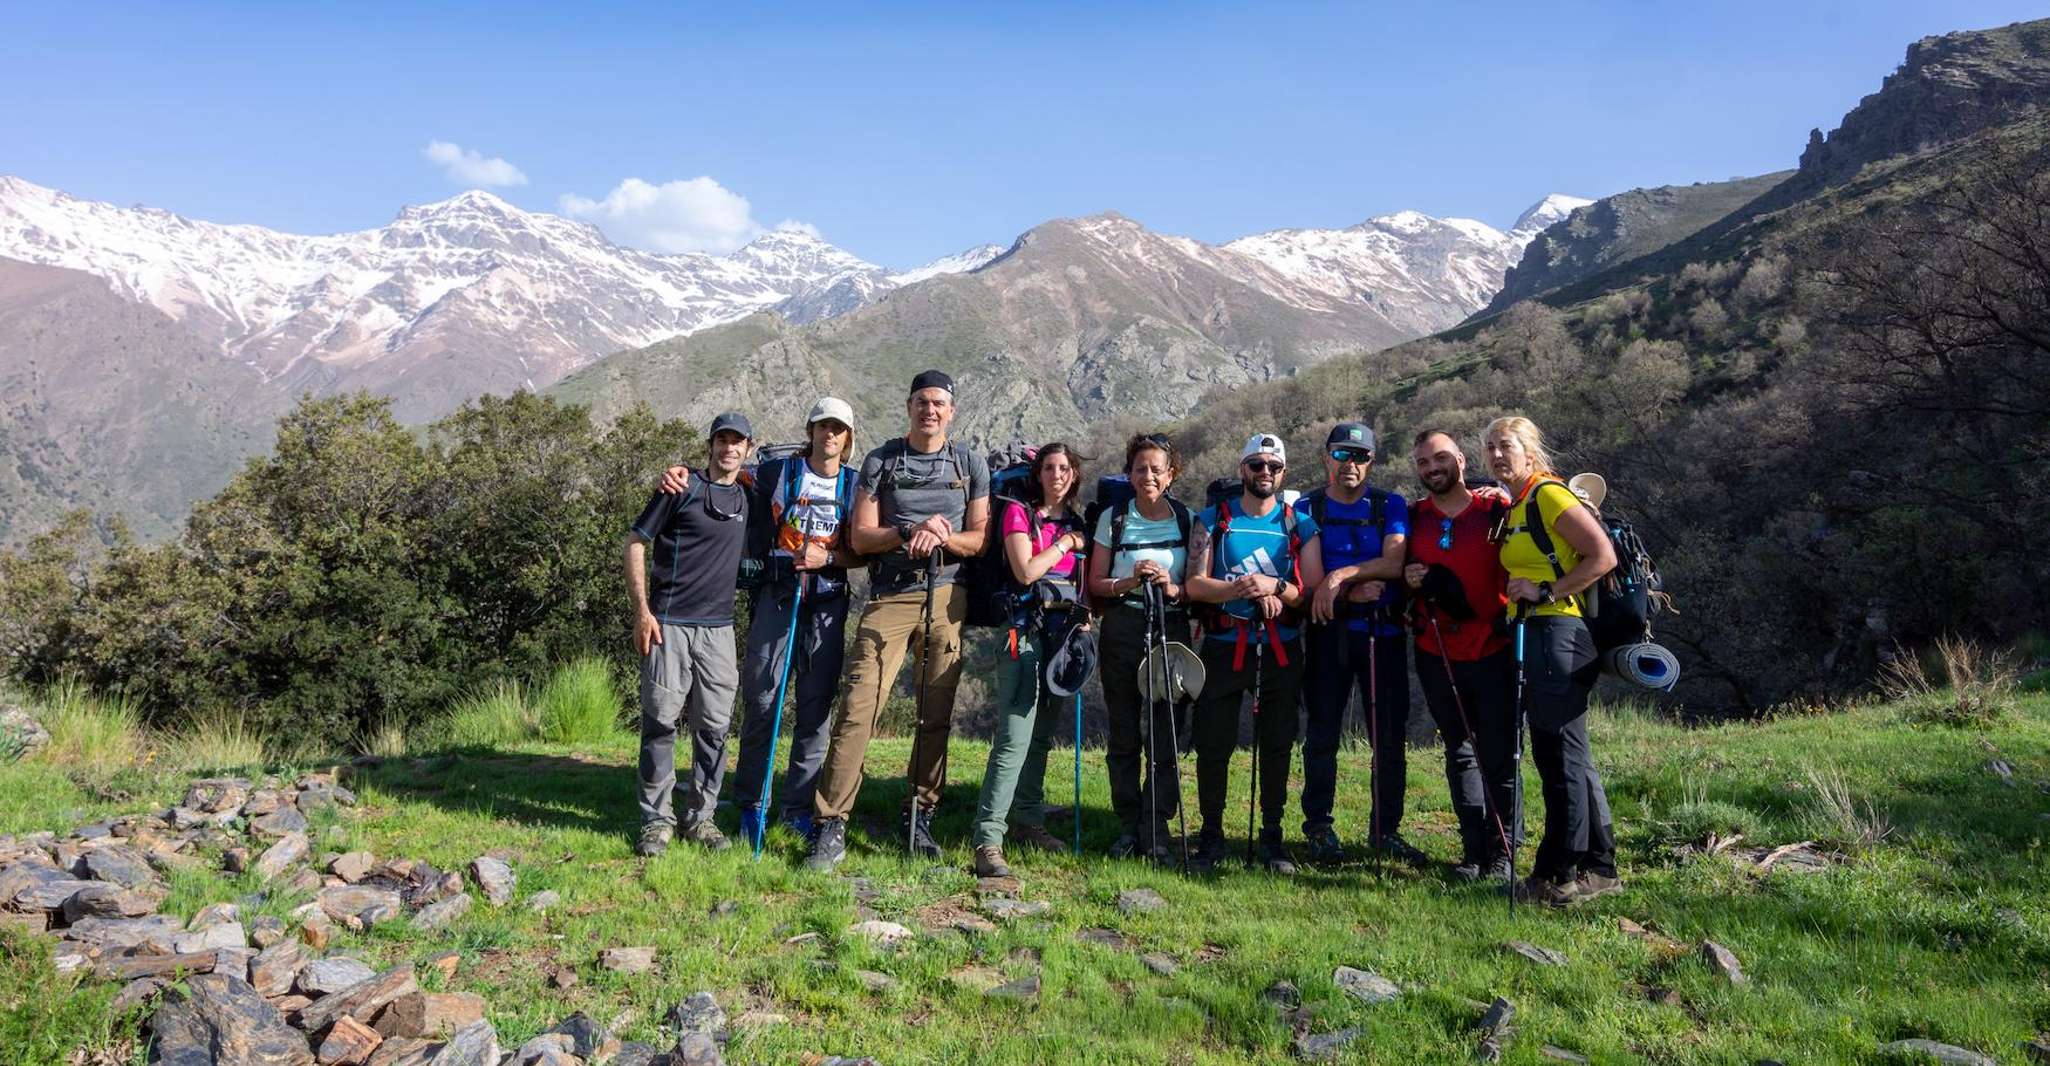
[1244,460,1284,475]
[1328,448,1373,464]
[1437,516,1454,551]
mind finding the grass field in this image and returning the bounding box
[3,693,2048,1064]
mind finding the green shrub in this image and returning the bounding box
[536,658,624,744]
[33,677,141,770]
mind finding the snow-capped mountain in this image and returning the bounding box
[0,176,997,415]
[1222,193,1593,335]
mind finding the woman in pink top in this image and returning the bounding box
[971,443,1089,877]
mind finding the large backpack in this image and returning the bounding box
[1518,480,1666,652]
[961,444,1044,628]
[1081,474,1192,616]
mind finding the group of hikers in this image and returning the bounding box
[625,368,1627,907]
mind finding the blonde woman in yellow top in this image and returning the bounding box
[1484,416,1619,907]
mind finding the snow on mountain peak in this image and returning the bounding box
[1510,193,1595,240]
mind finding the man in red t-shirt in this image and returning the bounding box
[1403,429,1521,883]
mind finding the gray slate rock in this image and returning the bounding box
[543,1012,618,1059]
[613,1042,664,1066]
[251,806,310,839]
[526,889,561,913]
[62,882,160,921]
[986,974,1039,1001]
[182,778,252,815]
[1116,888,1167,914]
[0,703,50,757]
[1294,1028,1363,1061]
[83,845,157,888]
[672,1033,724,1066]
[298,956,378,995]
[468,856,516,906]
[1263,979,1302,1010]
[189,901,241,929]
[1141,952,1179,976]
[252,831,308,880]
[1333,966,1400,1005]
[150,973,312,1066]
[1877,1040,1998,1066]
[249,938,305,998]
[1506,940,1567,967]
[171,921,246,954]
[410,892,473,931]
[983,897,1051,920]
[427,1019,499,1065]
[670,990,726,1037]
[318,884,405,923]
[1701,940,1748,985]
[62,913,182,952]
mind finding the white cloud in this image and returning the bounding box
[422,141,529,188]
[560,176,801,254]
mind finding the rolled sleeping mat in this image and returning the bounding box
[1604,642,1680,692]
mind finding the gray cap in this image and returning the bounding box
[1326,422,1375,452]
[708,411,753,441]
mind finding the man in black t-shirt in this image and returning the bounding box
[626,411,753,857]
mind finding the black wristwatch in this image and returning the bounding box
[895,521,916,544]
[1537,581,1555,605]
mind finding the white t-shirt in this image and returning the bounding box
[772,465,845,558]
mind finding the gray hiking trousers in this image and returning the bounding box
[729,578,850,822]
[637,623,739,829]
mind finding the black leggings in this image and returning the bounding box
[1522,615,1616,881]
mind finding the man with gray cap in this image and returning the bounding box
[806,369,990,869]
[626,411,754,856]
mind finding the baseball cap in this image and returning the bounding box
[708,411,753,441]
[909,369,955,396]
[807,396,855,428]
[1240,432,1287,465]
[1326,422,1376,453]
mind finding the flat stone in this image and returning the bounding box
[224,846,253,874]
[669,990,726,1036]
[82,845,158,888]
[191,901,242,929]
[62,913,182,952]
[853,969,897,992]
[365,1038,439,1066]
[374,991,487,1039]
[425,1019,498,1066]
[249,938,306,998]
[986,974,1039,1002]
[151,972,312,1066]
[1334,966,1401,1004]
[423,951,461,983]
[599,945,658,973]
[1701,940,1748,985]
[63,882,162,921]
[1141,952,1179,976]
[1294,1028,1363,1061]
[1476,996,1516,1035]
[243,789,286,818]
[1,910,47,933]
[1116,888,1167,915]
[409,893,472,931]
[612,1043,663,1066]
[467,857,515,906]
[542,1012,618,1060]
[946,965,1005,992]
[0,861,98,911]
[319,1015,384,1065]
[1506,940,1567,967]
[253,807,312,840]
[319,884,406,923]
[951,915,997,935]
[297,964,419,1035]
[250,915,288,948]
[845,919,914,947]
[549,968,578,990]
[300,957,379,995]
[1877,1039,1997,1065]
[173,921,247,954]
[526,889,561,913]
[97,950,219,981]
[1076,927,1131,949]
[670,1033,723,1066]
[110,976,168,1015]
[1263,980,1302,1011]
[254,832,310,881]
[297,783,358,811]
[982,898,1051,921]
[975,874,1021,896]
[1541,1047,1589,1063]
[184,778,253,815]
[330,851,376,883]
[214,945,258,982]
[510,1034,575,1066]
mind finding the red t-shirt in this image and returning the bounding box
[1408,494,1510,661]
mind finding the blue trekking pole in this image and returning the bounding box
[753,577,806,859]
[1073,689,1084,856]
[1508,603,1529,911]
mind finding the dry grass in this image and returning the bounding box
[1803,762,1893,850]
[1881,636,2018,727]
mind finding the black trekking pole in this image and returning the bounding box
[1365,605,1382,879]
[1508,603,1530,912]
[1159,591,1191,872]
[1141,580,1159,864]
[1246,633,1264,868]
[907,552,940,858]
[1426,610,1515,877]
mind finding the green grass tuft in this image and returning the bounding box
[535,657,625,745]
[31,677,142,770]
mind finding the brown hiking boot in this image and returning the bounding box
[1509,875,1580,908]
[1572,871,1624,902]
[1011,824,1067,853]
[973,846,1011,878]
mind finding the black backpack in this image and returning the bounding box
[961,444,1044,628]
[1081,474,1191,615]
[1519,481,1666,651]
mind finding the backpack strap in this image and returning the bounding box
[1518,478,1572,582]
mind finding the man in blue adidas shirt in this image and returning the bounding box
[1185,432,1326,874]
[1296,422,1422,866]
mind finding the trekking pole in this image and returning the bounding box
[1509,603,1530,912]
[1141,581,1158,863]
[753,576,807,860]
[1246,633,1264,868]
[907,552,940,858]
[1073,685,1083,857]
[1159,593,1191,872]
[1366,605,1382,878]
[1426,611,1514,874]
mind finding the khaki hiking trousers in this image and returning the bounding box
[813,583,967,820]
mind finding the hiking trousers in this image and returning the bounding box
[1300,621,1412,840]
[971,617,1076,848]
[1099,602,1185,839]
[814,583,966,820]
[1192,635,1303,841]
[637,623,739,830]
[730,577,850,824]
[1416,643,1524,862]
[1522,615,1617,882]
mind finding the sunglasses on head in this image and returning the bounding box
[1328,447,1372,464]
[1244,459,1284,475]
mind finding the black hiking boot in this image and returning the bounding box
[1303,825,1346,865]
[1257,838,1299,877]
[902,809,942,860]
[803,817,847,871]
[1108,832,1142,859]
[1367,832,1430,866]
[1188,832,1229,874]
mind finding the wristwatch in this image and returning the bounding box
[895,521,916,544]
[1537,581,1555,605]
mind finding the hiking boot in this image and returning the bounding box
[787,811,815,842]
[973,845,1011,878]
[1508,874,1579,908]
[1188,833,1229,873]
[1258,839,1298,876]
[680,820,731,851]
[1011,824,1067,853]
[804,817,847,871]
[635,821,673,858]
[902,809,942,860]
[1367,833,1430,866]
[1455,854,1516,883]
[1108,832,1142,859]
[1572,871,1623,902]
[1483,856,1515,884]
[1451,857,1484,882]
[1303,825,1346,865]
[738,806,765,848]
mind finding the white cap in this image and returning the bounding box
[807,396,854,428]
[1240,432,1287,464]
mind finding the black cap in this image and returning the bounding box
[909,369,955,396]
[708,411,753,440]
[1326,422,1375,452]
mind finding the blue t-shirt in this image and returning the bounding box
[1196,498,1321,643]
[1295,489,1408,635]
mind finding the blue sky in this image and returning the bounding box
[2,2,2040,267]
